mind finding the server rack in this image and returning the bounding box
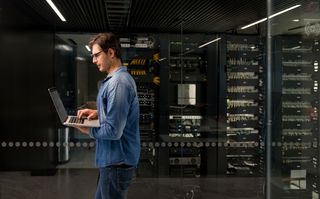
[121,34,160,177]
[220,35,265,177]
[119,33,267,178]
[164,34,211,177]
[273,35,320,198]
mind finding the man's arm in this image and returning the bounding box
[90,80,130,140]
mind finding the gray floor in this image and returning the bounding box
[0,169,264,199]
[0,147,264,199]
[57,147,95,169]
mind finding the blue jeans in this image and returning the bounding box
[95,166,135,199]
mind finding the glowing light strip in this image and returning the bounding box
[291,46,301,49]
[241,4,301,30]
[268,4,301,19]
[45,0,66,22]
[241,18,267,30]
[198,37,221,48]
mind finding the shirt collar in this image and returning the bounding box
[103,66,127,82]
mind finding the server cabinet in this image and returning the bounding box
[121,34,160,177]
[157,34,219,177]
[219,34,265,177]
[272,35,320,198]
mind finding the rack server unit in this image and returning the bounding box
[273,35,319,198]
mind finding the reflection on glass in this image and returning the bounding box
[269,1,320,198]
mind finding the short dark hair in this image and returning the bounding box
[89,32,122,59]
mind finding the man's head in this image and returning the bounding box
[89,33,122,73]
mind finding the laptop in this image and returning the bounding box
[48,87,99,127]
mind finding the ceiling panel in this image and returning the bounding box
[1,0,305,33]
[15,0,269,33]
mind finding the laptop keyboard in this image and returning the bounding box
[69,116,84,124]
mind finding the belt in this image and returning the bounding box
[107,164,133,168]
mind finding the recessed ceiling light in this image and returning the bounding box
[198,38,221,48]
[292,19,300,22]
[241,18,267,30]
[76,57,86,61]
[241,4,301,29]
[269,4,301,19]
[291,46,301,49]
[55,44,72,51]
[45,0,66,22]
[159,58,167,62]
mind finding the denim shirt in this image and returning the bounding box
[89,66,140,167]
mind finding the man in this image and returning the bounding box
[74,32,140,199]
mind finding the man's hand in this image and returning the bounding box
[70,109,98,135]
[77,109,98,120]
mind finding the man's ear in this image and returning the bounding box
[108,48,115,58]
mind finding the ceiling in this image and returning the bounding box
[1,0,306,34]
[3,0,316,59]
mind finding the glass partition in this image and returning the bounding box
[268,1,320,198]
[3,0,304,198]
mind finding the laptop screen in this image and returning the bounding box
[48,87,68,124]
